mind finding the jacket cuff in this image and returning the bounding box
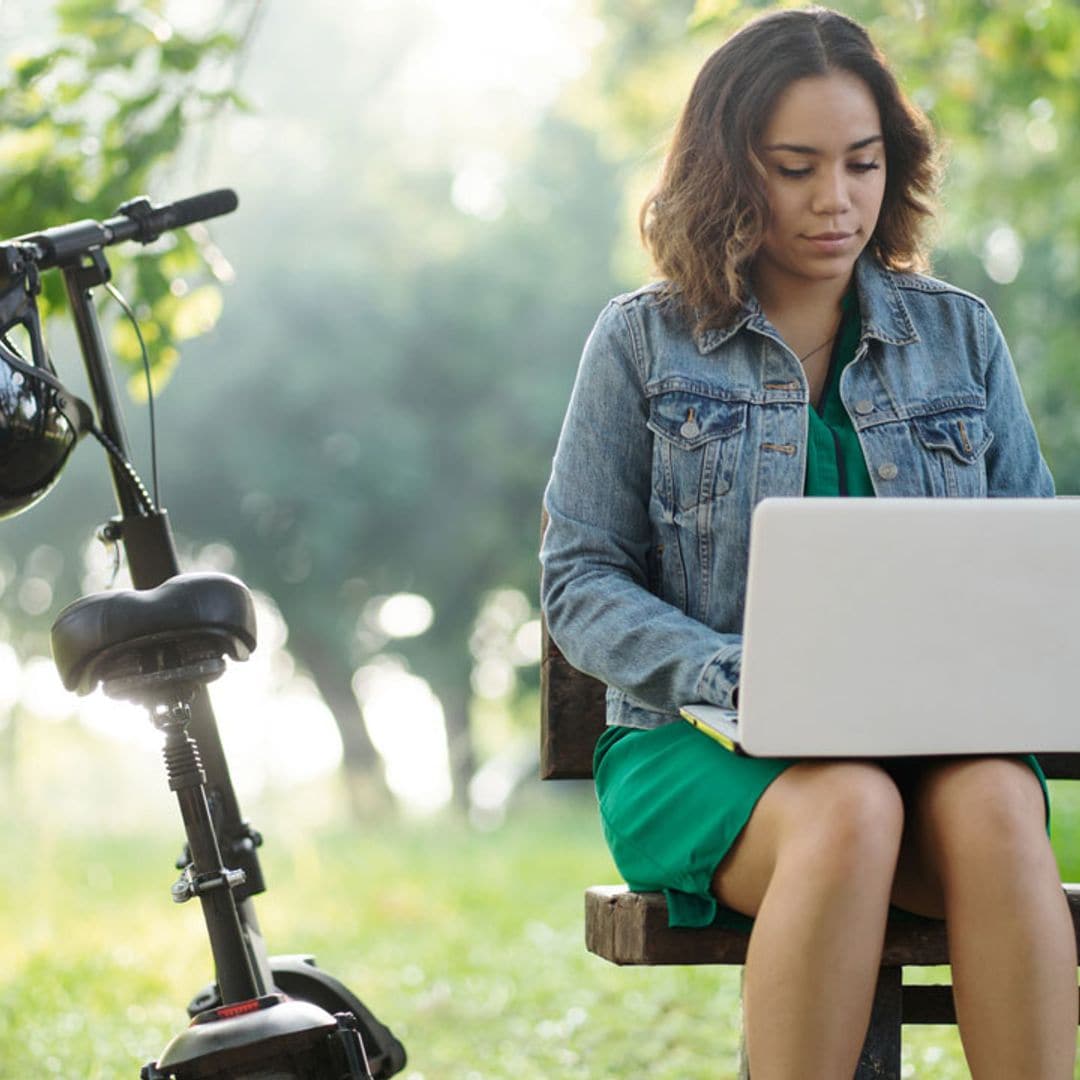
[695,643,742,710]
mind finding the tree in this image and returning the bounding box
[0,0,259,772]
[150,109,626,811]
[57,0,630,814]
[0,0,261,375]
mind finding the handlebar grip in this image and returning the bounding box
[154,188,239,231]
[114,188,239,245]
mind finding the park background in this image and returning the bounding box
[1,0,1079,1075]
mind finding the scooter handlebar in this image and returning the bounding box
[2,188,239,270]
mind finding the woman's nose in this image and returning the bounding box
[811,166,852,214]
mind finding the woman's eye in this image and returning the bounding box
[776,161,881,179]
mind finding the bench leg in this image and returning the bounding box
[856,967,902,1079]
[738,966,902,1080]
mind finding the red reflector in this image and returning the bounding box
[190,992,287,1026]
[214,999,262,1020]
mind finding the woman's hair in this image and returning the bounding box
[640,6,938,334]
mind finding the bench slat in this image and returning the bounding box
[586,883,1080,968]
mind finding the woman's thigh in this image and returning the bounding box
[712,759,905,917]
[888,755,1049,919]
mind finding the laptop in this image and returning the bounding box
[680,497,1080,757]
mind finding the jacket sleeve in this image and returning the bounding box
[980,305,1055,498]
[540,300,742,714]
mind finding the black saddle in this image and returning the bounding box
[51,572,257,697]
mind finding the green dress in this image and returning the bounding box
[594,294,1050,929]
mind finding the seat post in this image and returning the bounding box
[148,689,262,1005]
[50,571,271,1005]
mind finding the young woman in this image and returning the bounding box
[540,8,1077,1078]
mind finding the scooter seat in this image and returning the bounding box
[51,571,257,695]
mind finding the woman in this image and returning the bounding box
[540,7,1077,1078]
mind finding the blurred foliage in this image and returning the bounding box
[3,0,1080,817]
[0,0,259,379]
[0,0,627,811]
[627,0,1080,486]
[142,8,628,803]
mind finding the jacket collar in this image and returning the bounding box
[851,254,920,346]
[694,253,920,355]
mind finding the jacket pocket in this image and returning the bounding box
[909,405,992,495]
[647,389,748,512]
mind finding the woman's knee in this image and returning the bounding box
[712,761,903,915]
[914,756,1047,861]
[773,761,905,874]
[918,757,1043,827]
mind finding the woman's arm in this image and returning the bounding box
[541,300,742,714]
[980,305,1055,498]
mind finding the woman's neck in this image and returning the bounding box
[750,265,854,366]
[751,265,853,327]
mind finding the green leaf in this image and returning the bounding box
[55,80,90,106]
[171,285,224,341]
[160,38,202,74]
[204,88,255,114]
[1,0,256,396]
[9,47,76,89]
[112,87,163,124]
[200,31,242,54]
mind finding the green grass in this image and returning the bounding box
[0,784,746,1078]
[1,779,1079,1077]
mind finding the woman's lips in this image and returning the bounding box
[804,232,855,253]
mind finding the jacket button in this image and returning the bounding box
[855,399,874,415]
[877,462,899,480]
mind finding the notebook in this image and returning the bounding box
[680,497,1080,757]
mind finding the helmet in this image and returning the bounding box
[0,285,87,520]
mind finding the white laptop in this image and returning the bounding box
[681,497,1080,757]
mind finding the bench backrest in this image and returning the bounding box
[540,620,607,779]
[541,624,1080,780]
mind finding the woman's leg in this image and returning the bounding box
[891,757,1077,1079]
[711,761,904,1079]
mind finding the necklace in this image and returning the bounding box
[798,333,836,365]
[797,310,846,365]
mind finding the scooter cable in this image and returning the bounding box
[105,280,160,510]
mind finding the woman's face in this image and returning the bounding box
[753,70,886,295]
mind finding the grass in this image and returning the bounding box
[0,781,747,1079]
[1,774,1079,1077]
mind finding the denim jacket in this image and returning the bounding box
[540,254,1055,731]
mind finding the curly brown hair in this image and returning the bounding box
[640,6,939,335]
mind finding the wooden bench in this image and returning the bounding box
[540,622,1080,1078]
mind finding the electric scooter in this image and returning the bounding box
[0,190,407,1079]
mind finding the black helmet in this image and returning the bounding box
[0,279,88,520]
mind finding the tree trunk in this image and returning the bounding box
[301,650,392,818]
[429,666,476,816]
